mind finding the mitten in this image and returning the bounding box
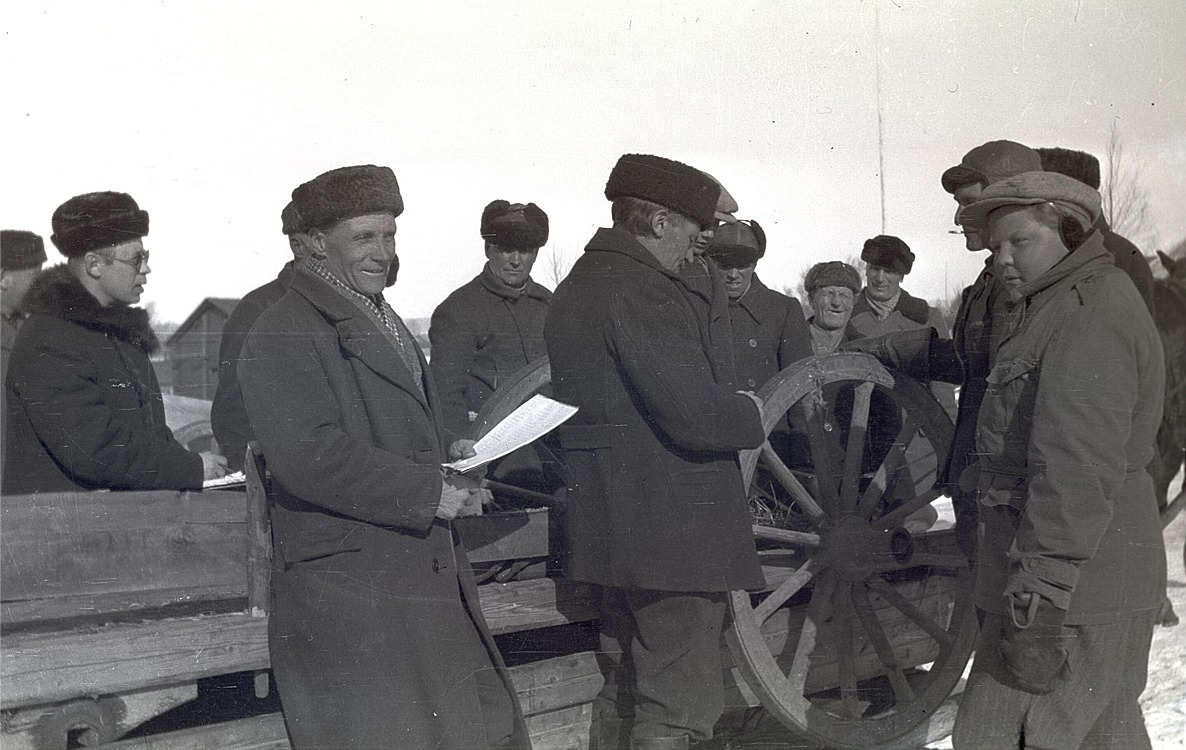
[998,591,1069,695]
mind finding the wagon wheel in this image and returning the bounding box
[471,357,552,442]
[726,352,976,748]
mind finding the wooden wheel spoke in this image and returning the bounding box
[856,414,918,519]
[834,582,862,718]
[838,382,875,513]
[752,525,821,549]
[786,570,836,689]
[850,582,916,704]
[803,392,843,513]
[875,486,944,531]
[866,579,955,649]
[753,559,816,623]
[760,442,827,522]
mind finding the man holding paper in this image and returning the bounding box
[238,165,527,750]
[545,154,767,750]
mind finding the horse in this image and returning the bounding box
[1151,250,1186,514]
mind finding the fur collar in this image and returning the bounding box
[21,264,160,353]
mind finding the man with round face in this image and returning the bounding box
[546,153,766,749]
[952,172,1165,749]
[212,201,313,472]
[3,193,225,493]
[804,260,860,355]
[430,200,551,436]
[237,165,527,750]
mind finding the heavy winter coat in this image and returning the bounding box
[429,265,551,436]
[3,265,201,493]
[237,268,526,749]
[211,262,293,471]
[723,275,813,390]
[545,228,766,592]
[970,232,1165,624]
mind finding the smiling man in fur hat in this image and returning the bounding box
[3,193,227,494]
[545,154,766,750]
[429,200,552,436]
[237,165,527,750]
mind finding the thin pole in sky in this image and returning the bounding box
[874,0,887,235]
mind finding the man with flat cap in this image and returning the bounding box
[211,200,312,473]
[546,154,767,750]
[3,193,226,493]
[430,200,552,436]
[951,172,1164,749]
[237,165,527,750]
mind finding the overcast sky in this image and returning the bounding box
[5,1,1184,324]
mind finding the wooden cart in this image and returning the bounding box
[1,353,975,749]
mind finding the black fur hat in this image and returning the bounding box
[1,229,47,270]
[280,201,305,235]
[292,165,403,232]
[50,192,149,258]
[481,201,549,250]
[605,154,720,229]
[861,235,915,275]
[1037,147,1101,190]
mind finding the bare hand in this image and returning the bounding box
[436,472,493,520]
[200,451,228,481]
[447,439,478,461]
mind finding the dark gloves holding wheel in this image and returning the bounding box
[998,590,1069,695]
[840,328,960,382]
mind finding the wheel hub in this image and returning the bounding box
[823,514,914,581]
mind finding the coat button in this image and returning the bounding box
[749,339,758,347]
[748,378,757,387]
[431,558,441,573]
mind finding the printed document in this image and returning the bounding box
[443,394,578,474]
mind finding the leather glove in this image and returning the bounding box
[840,329,936,380]
[998,591,1069,695]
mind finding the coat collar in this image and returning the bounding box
[478,263,551,302]
[1012,230,1112,303]
[287,268,432,413]
[21,264,159,353]
[850,285,930,326]
[584,227,675,278]
[731,273,779,322]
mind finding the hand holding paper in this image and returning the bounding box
[442,394,578,474]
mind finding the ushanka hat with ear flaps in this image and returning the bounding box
[292,165,403,232]
[605,154,721,229]
[481,201,549,250]
[861,235,915,275]
[280,201,305,236]
[958,171,1102,235]
[50,192,149,258]
[706,220,766,265]
[1,230,48,270]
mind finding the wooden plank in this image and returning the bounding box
[456,507,555,564]
[479,577,600,634]
[102,713,290,750]
[1,614,270,710]
[1,586,246,628]
[1,490,248,606]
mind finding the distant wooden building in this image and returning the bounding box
[166,298,238,401]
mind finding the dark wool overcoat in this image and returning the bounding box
[723,275,813,391]
[3,265,202,493]
[545,228,767,592]
[211,261,293,472]
[971,232,1165,624]
[429,267,551,437]
[238,269,527,750]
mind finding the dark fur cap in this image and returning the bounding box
[605,154,721,229]
[1037,147,1101,190]
[292,165,403,232]
[481,201,549,250]
[50,192,149,258]
[805,261,861,294]
[861,235,915,275]
[2,229,48,270]
[280,201,305,235]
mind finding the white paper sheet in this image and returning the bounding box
[443,394,578,474]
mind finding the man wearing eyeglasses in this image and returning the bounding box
[3,191,227,493]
